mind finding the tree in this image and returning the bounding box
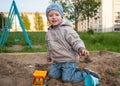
[78,0,101,30]
[0,13,2,28]
[21,13,31,30]
[34,12,44,31]
[0,13,5,30]
[50,0,101,31]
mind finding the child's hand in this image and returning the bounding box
[79,49,89,56]
[46,58,52,64]
[47,58,52,62]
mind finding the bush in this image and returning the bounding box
[87,29,94,34]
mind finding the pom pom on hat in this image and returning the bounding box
[46,3,63,18]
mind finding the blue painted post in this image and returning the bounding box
[0,0,32,48]
[13,1,32,48]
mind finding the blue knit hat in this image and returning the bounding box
[46,3,63,18]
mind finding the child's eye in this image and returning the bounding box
[48,14,53,17]
[49,15,53,17]
[56,14,59,16]
[48,13,60,17]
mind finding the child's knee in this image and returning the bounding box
[62,76,71,82]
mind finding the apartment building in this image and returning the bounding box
[114,0,120,31]
[1,12,48,32]
[1,0,120,32]
[78,0,120,32]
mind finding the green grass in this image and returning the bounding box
[0,32,47,53]
[79,32,120,52]
[0,32,120,53]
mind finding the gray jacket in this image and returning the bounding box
[45,19,86,62]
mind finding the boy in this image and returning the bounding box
[45,3,99,83]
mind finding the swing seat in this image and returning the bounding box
[14,38,20,42]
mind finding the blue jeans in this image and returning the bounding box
[49,62,87,83]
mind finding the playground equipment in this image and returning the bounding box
[0,0,32,48]
[32,70,47,86]
[84,75,99,86]
[14,15,19,42]
[14,15,20,42]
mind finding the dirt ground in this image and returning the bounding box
[0,51,120,86]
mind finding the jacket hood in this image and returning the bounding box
[60,19,72,27]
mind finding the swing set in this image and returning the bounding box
[0,0,32,48]
[14,15,19,42]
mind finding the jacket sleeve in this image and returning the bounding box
[65,27,86,53]
[46,50,51,60]
[45,33,51,60]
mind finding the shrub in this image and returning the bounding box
[87,29,94,34]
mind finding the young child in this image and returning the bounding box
[45,3,99,83]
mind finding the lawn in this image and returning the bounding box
[0,32,120,53]
[80,32,120,52]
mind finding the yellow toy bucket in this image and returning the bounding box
[33,70,47,78]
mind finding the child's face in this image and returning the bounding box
[48,10,62,26]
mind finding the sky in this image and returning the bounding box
[0,0,50,12]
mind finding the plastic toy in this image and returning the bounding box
[84,75,99,86]
[32,70,47,86]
